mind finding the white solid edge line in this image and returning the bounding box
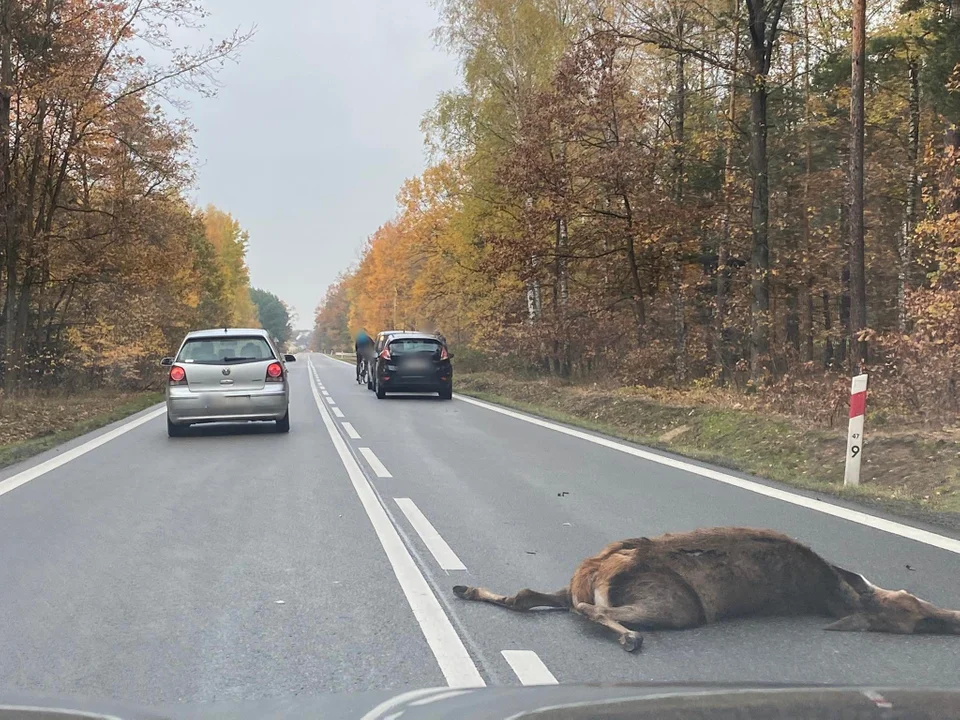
[332,407,345,418]
[454,394,960,555]
[343,422,361,439]
[308,359,483,688]
[0,406,166,500]
[359,447,392,478]
[501,650,558,686]
[395,498,467,571]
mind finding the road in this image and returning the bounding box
[1,353,959,706]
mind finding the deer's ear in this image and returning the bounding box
[824,614,871,632]
[831,565,875,595]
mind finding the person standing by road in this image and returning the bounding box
[355,328,374,383]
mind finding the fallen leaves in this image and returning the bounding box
[0,392,146,447]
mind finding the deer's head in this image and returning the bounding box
[826,566,960,635]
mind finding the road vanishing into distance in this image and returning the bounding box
[2,353,960,706]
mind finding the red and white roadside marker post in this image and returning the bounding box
[844,373,869,487]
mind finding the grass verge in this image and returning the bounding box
[455,373,960,530]
[0,391,163,470]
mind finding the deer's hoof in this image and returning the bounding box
[619,631,643,653]
[453,585,471,599]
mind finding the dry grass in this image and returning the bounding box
[0,391,162,469]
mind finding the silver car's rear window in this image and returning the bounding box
[177,336,275,364]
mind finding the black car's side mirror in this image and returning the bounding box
[160,357,174,367]
[447,353,455,360]
[283,354,297,362]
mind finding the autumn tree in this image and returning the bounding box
[0,0,251,390]
[313,0,960,421]
[250,288,292,347]
[313,276,352,352]
[202,206,258,328]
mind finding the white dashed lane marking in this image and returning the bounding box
[501,650,558,685]
[359,447,392,478]
[395,498,466,571]
[306,358,483,688]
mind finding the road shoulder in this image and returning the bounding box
[0,391,163,471]
[455,373,960,531]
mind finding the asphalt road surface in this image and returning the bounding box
[1,353,959,706]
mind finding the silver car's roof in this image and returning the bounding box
[183,328,271,340]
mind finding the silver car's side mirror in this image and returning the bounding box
[160,357,174,367]
[283,354,297,362]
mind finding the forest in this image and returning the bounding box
[314,0,960,423]
[0,0,259,392]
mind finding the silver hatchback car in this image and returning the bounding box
[162,328,296,437]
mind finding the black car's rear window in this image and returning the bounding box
[178,336,275,364]
[389,339,442,354]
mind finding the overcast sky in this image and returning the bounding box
[184,1,459,326]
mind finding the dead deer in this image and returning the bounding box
[453,527,960,652]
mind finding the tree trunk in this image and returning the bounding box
[801,0,815,362]
[940,1,958,217]
[744,0,786,381]
[839,265,851,365]
[941,126,959,219]
[554,212,569,379]
[785,291,800,352]
[717,0,741,382]
[622,193,646,341]
[822,289,834,367]
[0,0,16,390]
[524,198,541,323]
[672,14,687,383]
[748,72,771,380]
[848,0,868,370]
[556,135,569,310]
[898,57,920,333]
[557,217,568,305]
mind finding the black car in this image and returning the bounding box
[372,332,453,399]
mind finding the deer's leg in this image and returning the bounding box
[575,592,704,652]
[575,601,645,651]
[453,585,570,611]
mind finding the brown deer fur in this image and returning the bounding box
[453,527,960,652]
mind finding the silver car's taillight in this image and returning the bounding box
[266,361,284,383]
[169,365,187,386]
